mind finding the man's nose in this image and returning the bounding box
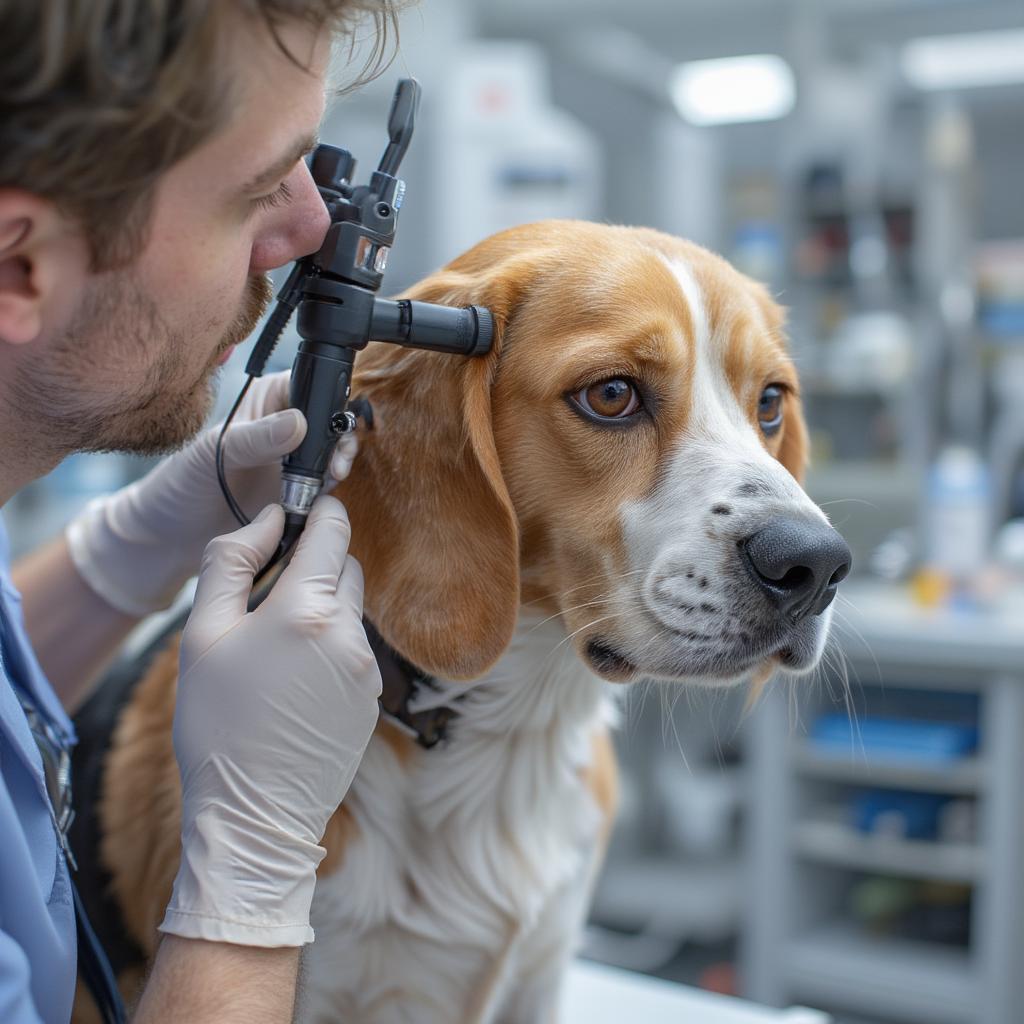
[249,170,330,273]
[290,179,331,260]
[739,518,852,621]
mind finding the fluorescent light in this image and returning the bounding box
[669,55,795,126]
[902,30,1024,90]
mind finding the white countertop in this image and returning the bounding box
[561,961,830,1023]
[835,578,1024,671]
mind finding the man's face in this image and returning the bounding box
[15,16,332,456]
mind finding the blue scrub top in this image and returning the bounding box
[0,520,77,1023]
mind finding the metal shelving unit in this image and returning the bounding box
[785,923,974,1024]
[741,579,1024,1024]
[791,742,985,796]
[793,818,982,885]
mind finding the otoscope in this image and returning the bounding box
[216,78,494,574]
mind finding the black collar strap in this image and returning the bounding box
[363,619,459,749]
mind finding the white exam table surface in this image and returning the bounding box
[562,961,830,1023]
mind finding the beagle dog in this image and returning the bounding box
[71,220,850,1023]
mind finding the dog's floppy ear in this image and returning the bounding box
[336,253,536,680]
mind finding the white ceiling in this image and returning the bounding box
[476,0,1024,63]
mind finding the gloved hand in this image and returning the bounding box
[65,371,358,616]
[160,496,381,946]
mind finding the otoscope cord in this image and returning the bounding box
[215,374,257,528]
[215,373,304,598]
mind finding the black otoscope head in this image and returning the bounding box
[222,78,495,573]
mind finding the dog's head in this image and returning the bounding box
[338,220,850,686]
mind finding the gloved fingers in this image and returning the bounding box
[236,370,291,420]
[329,431,360,483]
[219,408,307,471]
[186,505,284,650]
[336,554,366,614]
[274,495,351,597]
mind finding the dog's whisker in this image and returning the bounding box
[830,600,882,687]
[665,693,691,771]
[550,613,622,654]
[527,597,615,633]
[816,497,880,512]
[521,569,648,609]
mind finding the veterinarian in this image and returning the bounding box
[0,3,398,1021]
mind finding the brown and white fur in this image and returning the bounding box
[75,220,843,1023]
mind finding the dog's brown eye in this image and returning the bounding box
[576,379,640,420]
[759,385,784,434]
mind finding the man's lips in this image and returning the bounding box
[217,345,236,366]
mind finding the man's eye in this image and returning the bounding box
[572,378,641,421]
[252,179,294,211]
[758,385,785,434]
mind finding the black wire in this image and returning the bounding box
[215,372,311,600]
[72,879,127,1024]
[215,370,312,597]
[215,374,257,527]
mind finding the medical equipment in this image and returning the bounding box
[216,78,494,572]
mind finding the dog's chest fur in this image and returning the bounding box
[300,617,613,1024]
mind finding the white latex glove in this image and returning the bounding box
[160,496,381,947]
[66,371,359,616]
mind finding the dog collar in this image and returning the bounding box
[364,619,459,749]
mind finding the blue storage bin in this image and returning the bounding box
[850,789,950,839]
[810,714,978,764]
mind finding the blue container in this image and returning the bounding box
[810,714,978,764]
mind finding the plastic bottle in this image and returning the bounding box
[924,445,991,585]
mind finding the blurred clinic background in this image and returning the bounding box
[7,1,1024,1022]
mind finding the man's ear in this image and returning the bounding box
[0,190,84,346]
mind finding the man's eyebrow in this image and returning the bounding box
[241,133,319,194]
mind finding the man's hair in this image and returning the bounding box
[0,1,399,270]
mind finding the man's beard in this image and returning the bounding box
[11,272,273,460]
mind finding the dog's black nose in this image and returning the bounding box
[740,519,852,620]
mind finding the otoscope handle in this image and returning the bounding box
[277,297,493,525]
[280,341,356,515]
